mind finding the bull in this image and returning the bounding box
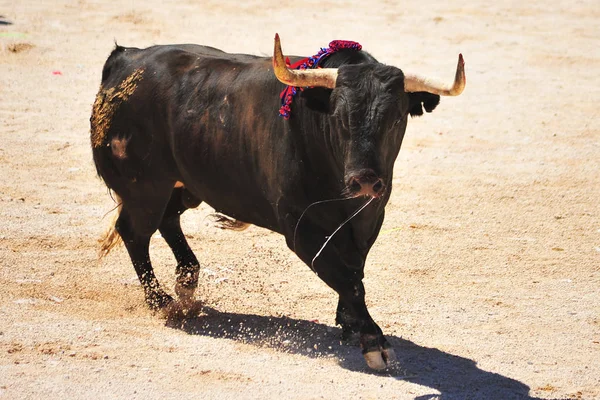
[90,34,465,370]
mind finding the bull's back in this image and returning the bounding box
[90,44,285,230]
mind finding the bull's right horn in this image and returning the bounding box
[273,33,338,89]
[404,54,466,96]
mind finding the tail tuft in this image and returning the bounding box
[98,194,123,258]
[210,213,251,231]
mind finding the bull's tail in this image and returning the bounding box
[98,193,123,258]
[210,213,251,231]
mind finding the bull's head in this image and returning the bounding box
[273,34,465,199]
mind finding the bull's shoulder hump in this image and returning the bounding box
[150,44,266,62]
[99,44,271,87]
[105,44,269,69]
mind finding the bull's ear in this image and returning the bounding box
[408,92,440,117]
[300,87,333,114]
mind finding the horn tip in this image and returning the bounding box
[458,53,464,65]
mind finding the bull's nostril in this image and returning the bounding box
[350,179,362,192]
[372,180,383,193]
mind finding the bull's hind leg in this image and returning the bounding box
[158,188,202,304]
[115,185,175,310]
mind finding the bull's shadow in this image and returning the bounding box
[0,16,12,25]
[170,306,544,400]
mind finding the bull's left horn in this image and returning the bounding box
[404,54,466,96]
[273,33,338,89]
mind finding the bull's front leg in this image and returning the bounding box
[280,205,394,369]
[336,298,362,340]
[315,263,397,370]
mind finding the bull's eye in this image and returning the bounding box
[333,109,350,137]
[334,115,348,135]
[340,115,348,130]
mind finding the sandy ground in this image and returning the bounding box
[1,0,599,399]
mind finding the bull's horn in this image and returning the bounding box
[404,54,466,96]
[273,33,338,89]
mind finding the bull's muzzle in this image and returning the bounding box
[345,169,385,198]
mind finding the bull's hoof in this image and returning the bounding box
[361,333,397,370]
[363,346,397,370]
[174,270,199,305]
[145,290,174,311]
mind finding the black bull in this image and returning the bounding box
[90,34,465,370]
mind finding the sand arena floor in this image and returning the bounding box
[1,1,598,399]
